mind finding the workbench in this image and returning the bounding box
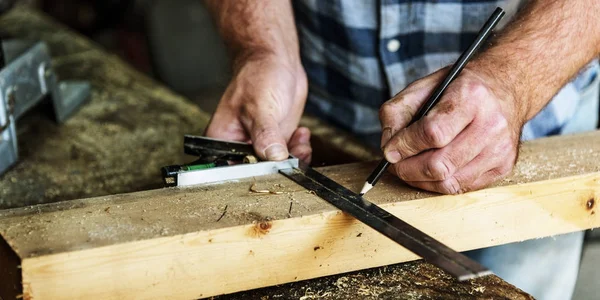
[0,7,534,299]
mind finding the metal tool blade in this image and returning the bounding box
[184,135,255,157]
[280,163,492,281]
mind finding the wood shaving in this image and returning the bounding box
[249,183,283,195]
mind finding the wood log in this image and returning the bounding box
[0,130,599,299]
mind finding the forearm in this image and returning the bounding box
[204,0,302,72]
[473,0,600,122]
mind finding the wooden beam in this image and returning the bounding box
[1,131,600,299]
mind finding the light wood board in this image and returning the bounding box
[1,131,600,299]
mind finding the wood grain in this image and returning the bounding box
[1,130,599,299]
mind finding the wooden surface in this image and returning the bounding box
[2,130,599,299]
[0,6,536,300]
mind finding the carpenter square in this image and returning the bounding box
[163,136,492,281]
[161,135,299,186]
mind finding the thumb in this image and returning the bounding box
[249,115,289,161]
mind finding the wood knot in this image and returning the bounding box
[314,246,322,251]
[587,198,595,210]
[259,222,271,231]
[248,221,273,238]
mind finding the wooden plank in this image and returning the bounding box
[0,131,599,299]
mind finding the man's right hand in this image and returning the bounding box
[205,56,312,163]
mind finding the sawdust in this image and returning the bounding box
[213,261,533,299]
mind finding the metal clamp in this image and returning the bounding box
[0,40,91,176]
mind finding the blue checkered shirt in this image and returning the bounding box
[293,0,599,141]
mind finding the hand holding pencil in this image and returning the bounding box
[361,8,522,195]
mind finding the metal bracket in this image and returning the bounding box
[0,40,91,176]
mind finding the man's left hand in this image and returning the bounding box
[379,65,526,194]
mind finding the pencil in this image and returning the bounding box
[359,7,506,196]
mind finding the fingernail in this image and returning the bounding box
[385,151,402,164]
[264,144,288,160]
[381,128,392,148]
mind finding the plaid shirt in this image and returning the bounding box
[293,0,599,141]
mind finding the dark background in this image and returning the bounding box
[13,0,231,114]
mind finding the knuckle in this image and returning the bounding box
[389,136,408,155]
[391,132,420,157]
[461,81,488,99]
[422,121,449,148]
[426,156,454,180]
[380,100,414,125]
[379,102,393,120]
[441,177,461,195]
[487,113,510,134]
[254,126,275,140]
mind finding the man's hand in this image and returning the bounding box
[380,1,600,194]
[204,0,311,163]
[379,66,524,194]
[205,56,312,163]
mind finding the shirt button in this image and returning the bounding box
[387,39,401,52]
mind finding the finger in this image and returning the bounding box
[289,127,312,164]
[468,167,512,191]
[404,154,494,194]
[205,110,249,142]
[404,144,512,194]
[247,113,289,161]
[382,90,477,164]
[391,123,488,182]
[379,69,448,147]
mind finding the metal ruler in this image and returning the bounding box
[163,136,491,281]
[280,162,491,281]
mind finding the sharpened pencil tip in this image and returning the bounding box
[359,182,373,196]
